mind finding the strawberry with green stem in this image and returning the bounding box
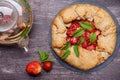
[38,50,54,71]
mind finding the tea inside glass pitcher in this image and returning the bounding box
[0,0,32,44]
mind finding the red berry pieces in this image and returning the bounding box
[66,19,101,51]
[70,37,78,45]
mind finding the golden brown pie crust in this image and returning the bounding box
[51,4,116,71]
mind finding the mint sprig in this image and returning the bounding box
[61,50,70,60]
[73,28,84,37]
[90,32,97,44]
[21,25,30,37]
[38,50,54,63]
[62,42,71,50]
[79,22,93,30]
[77,37,85,45]
[73,45,79,57]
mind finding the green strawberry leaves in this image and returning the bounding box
[38,50,54,63]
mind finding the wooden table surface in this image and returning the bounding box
[0,0,120,80]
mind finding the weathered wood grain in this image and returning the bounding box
[0,0,120,80]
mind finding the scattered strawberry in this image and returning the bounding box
[25,50,54,76]
[43,61,53,72]
[38,50,54,72]
[26,61,42,76]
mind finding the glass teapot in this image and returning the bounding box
[0,0,32,52]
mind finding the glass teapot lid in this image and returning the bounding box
[0,1,18,32]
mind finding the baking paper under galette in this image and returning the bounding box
[51,4,116,71]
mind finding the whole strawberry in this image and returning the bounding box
[26,61,42,76]
[38,50,54,72]
[43,61,53,71]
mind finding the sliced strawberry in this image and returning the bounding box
[82,31,90,41]
[71,23,80,29]
[95,30,101,35]
[90,21,95,27]
[67,24,79,36]
[92,41,97,46]
[90,27,96,32]
[85,31,90,39]
[87,45,96,50]
[66,37,71,42]
[77,37,81,42]
[66,19,101,51]
[82,41,88,48]
[70,37,77,45]
[82,33,86,37]
[67,30,73,36]
[71,20,80,29]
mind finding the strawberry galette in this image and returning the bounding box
[52,4,116,71]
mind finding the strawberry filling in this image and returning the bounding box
[66,20,101,50]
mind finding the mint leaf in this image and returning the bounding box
[62,42,71,50]
[38,50,54,63]
[73,45,79,57]
[38,50,46,61]
[80,22,93,30]
[21,25,30,37]
[73,28,84,37]
[20,0,31,12]
[38,50,50,62]
[42,52,49,62]
[90,32,97,43]
[43,58,54,63]
[61,50,70,59]
[78,37,85,45]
